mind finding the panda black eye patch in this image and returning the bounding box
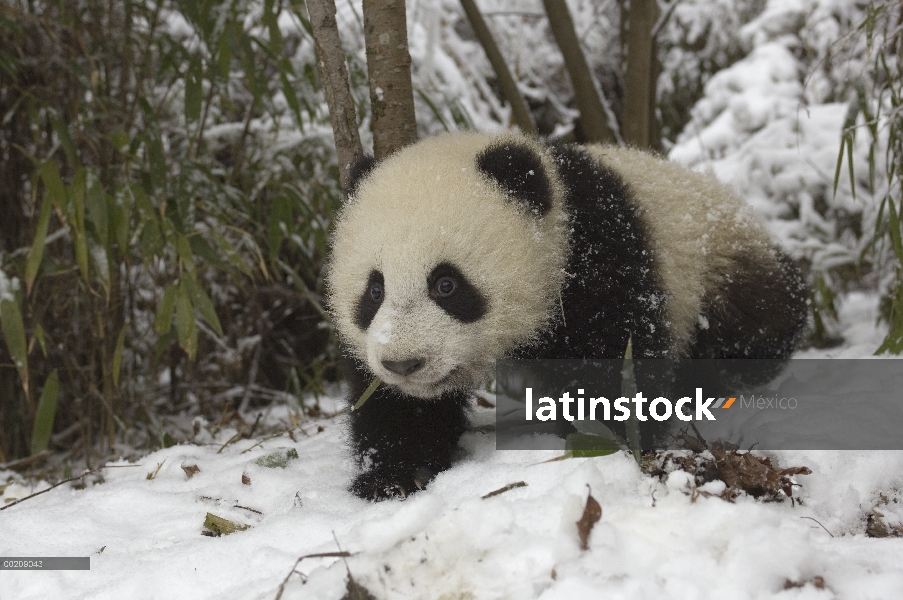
[354,270,384,330]
[427,262,487,323]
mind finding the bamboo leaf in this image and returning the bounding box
[109,129,130,152]
[0,294,28,397]
[208,228,252,276]
[112,324,128,387]
[25,196,53,294]
[267,195,292,260]
[39,160,68,214]
[176,234,196,274]
[113,202,129,254]
[175,280,197,359]
[71,169,89,281]
[30,370,59,455]
[184,273,223,337]
[887,199,903,263]
[155,284,177,334]
[86,178,109,246]
[34,322,48,357]
[185,55,203,123]
[565,433,620,457]
[188,234,229,272]
[50,114,77,167]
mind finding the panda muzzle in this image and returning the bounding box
[381,358,425,376]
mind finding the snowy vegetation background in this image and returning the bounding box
[1,0,902,598]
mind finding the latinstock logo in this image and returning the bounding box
[523,388,738,423]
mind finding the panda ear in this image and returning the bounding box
[476,142,553,216]
[345,153,378,200]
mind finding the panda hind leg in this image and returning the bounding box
[685,250,809,390]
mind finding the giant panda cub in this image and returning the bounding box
[327,131,808,500]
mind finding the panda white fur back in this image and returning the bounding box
[327,131,808,500]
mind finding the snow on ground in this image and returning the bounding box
[1,292,902,600]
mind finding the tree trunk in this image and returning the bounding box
[541,0,616,144]
[623,0,659,149]
[362,0,417,159]
[460,0,537,136]
[306,0,364,195]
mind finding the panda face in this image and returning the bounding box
[327,132,569,399]
[349,260,490,398]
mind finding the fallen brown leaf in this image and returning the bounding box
[576,488,602,551]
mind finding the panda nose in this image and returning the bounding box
[381,358,425,376]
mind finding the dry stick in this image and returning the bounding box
[460,0,537,135]
[274,551,352,600]
[800,516,836,538]
[306,0,364,193]
[0,464,140,511]
[541,0,616,143]
[0,450,51,472]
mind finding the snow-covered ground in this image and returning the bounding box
[1,292,902,600]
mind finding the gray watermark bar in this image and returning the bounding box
[0,557,90,570]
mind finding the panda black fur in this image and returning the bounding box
[327,131,808,500]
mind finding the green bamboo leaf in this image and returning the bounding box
[30,370,59,455]
[183,273,223,336]
[109,129,130,152]
[176,234,196,274]
[34,322,48,357]
[113,202,129,254]
[155,284,177,334]
[39,160,68,213]
[833,136,846,197]
[50,114,77,167]
[147,135,167,193]
[86,178,109,246]
[175,280,197,359]
[185,55,203,123]
[280,69,303,130]
[217,29,233,79]
[208,229,252,276]
[188,234,229,272]
[130,182,157,220]
[112,323,127,387]
[565,433,620,457]
[138,221,163,261]
[267,195,292,259]
[88,236,111,294]
[887,199,903,263]
[25,197,53,293]
[0,294,29,397]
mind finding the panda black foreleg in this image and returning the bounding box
[344,356,471,501]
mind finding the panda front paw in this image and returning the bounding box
[351,467,436,501]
